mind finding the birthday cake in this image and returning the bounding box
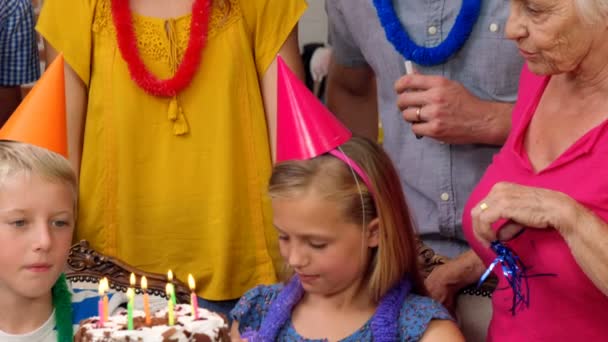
[74,304,230,341]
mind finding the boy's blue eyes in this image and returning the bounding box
[8,219,72,228]
[52,220,71,228]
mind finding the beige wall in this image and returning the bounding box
[299,0,328,48]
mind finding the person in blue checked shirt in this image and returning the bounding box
[325,0,524,314]
[0,0,40,125]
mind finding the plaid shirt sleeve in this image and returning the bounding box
[0,0,41,86]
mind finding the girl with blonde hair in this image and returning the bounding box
[230,137,464,341]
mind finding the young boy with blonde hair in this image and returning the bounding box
[0,141,80,341]
[0,56,105,341]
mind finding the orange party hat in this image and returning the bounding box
[276,56,351,163]
[0,55,68,157]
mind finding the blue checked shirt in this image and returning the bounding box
[0,0,40,86]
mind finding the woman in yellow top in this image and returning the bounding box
[36,0,307,313]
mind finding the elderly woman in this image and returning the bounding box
[460,0,608,340]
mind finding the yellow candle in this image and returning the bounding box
[188,274,199,320]
[167,270,177,306]
[141,276,151,326]
[166,283,175,326]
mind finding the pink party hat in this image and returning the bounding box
[276,57,351,162]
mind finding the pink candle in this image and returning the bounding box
[98,299,104,327]
[191,292,199,320]
[188,274,199,320]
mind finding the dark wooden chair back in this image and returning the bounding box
[65,240,191,303]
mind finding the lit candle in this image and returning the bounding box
[166,283,175,326]
[188,274,199,320]
[141,276,151,326]
[97,280,105,328]
[167,270,177,306]
[127,273,137,330]
[126,287,134,330]
[102,277,109,321]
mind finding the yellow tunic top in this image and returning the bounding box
[37,0,306,300]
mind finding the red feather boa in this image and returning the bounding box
[111,0,211,97]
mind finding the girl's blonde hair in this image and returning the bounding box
[269,137,426,302]
[0,141,78,207]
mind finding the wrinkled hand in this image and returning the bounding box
[394,74,486,144]
[470,182,576,247]
[424,262,463,312]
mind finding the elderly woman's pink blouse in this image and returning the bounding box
[463,65,608,341]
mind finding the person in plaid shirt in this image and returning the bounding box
[0,0,40,125]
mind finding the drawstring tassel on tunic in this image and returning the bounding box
[168,97,189,135]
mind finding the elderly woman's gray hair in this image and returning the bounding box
[575,0,608,23]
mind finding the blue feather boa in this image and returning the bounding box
[372,0,482,66]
